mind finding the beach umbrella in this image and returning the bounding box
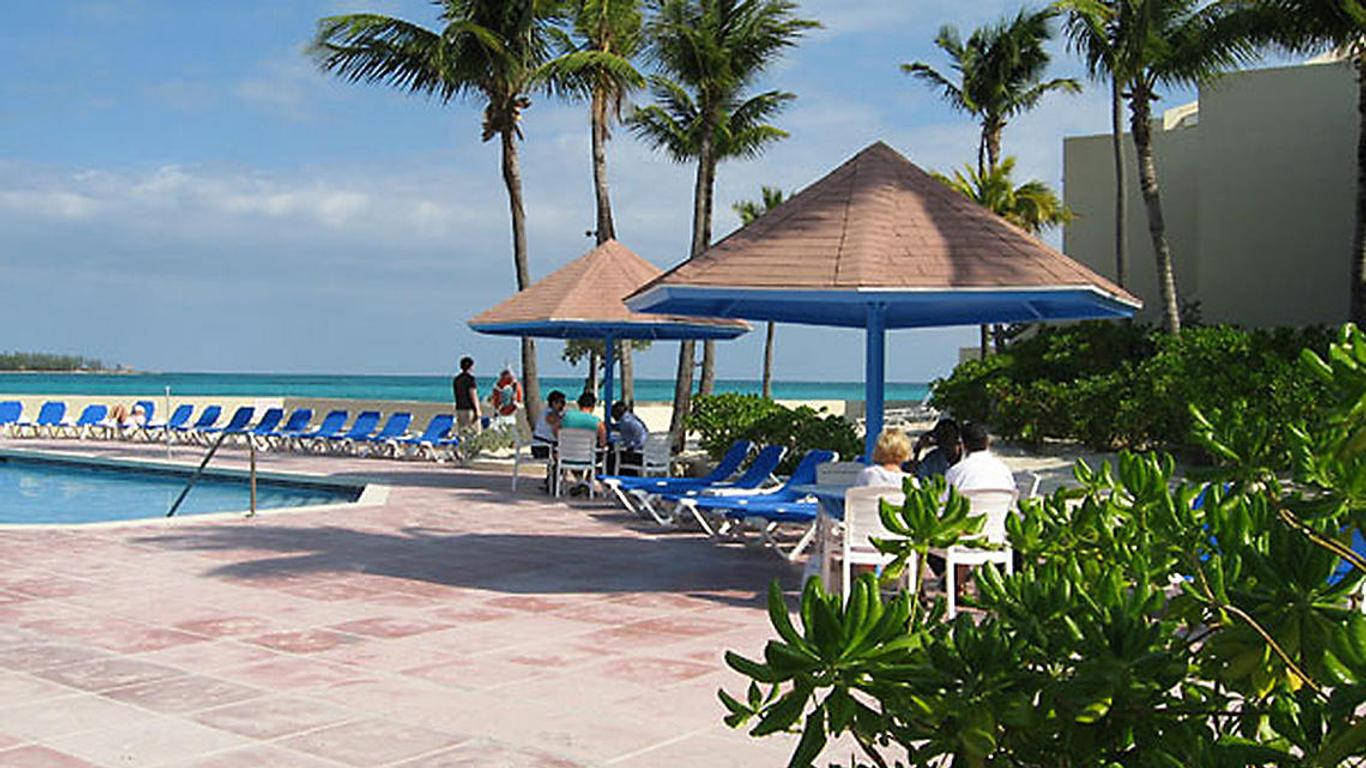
[469,239,749,425]
[627,141,1141,461]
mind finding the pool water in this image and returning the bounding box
[0,454,361,524]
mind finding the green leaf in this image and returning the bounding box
[752,683,812,737]
[725,651,780,683]
[1075,695,1112,723]
[788,708,828,768]
[1317,719,1366,766]
[961,726,996,759]
[769,580,807,650]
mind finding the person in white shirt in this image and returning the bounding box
[856,429,911,487]
[944,422,1014,492]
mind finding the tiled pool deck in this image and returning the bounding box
[0,438,836,767]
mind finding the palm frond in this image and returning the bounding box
[312,14,466,101]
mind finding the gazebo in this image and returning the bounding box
[627,141,1141,459]
[469,239,749,425]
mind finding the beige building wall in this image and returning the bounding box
[1063,59,1357,327]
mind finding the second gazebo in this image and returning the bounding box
[469,239,749,424]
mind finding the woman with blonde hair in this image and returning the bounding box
[856,429,911,487]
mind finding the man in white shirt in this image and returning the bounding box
[945,422,1015,492]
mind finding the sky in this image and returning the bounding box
[0,0,1201,381]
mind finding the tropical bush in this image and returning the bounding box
[930,321,1335,462]
[720,324,1366,767]
[688,393,862,474]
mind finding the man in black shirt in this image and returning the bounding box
[452,356,481,432]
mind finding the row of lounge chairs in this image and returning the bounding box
[0,400,461,461]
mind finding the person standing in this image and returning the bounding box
[452,356,481,433]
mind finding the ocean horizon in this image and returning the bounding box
[0,372,931,404]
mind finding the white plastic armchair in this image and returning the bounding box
[945,487,1018,618]
[836,486,915,601]
[554,427,601,499]
[816,461,865,487]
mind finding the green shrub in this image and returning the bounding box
[722,323,1366,768]
[687,393,861,474]
[929,321,1334,462]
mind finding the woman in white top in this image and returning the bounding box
[856,429,912,487]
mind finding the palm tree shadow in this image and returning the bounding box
[131,523,799,607]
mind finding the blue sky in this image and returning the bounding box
[0,0,1198,380]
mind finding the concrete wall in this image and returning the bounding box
[1063,60,1357,327]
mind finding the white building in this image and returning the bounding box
[1062,57,1358,328]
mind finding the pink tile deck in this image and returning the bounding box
[0,438,814,766]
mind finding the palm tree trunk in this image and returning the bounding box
[500,126,542,418]
[984,124,1002,172]
[591,90,616,243]
[1111,75,1128,288]
[761,321,775,399]
[620,341,634,404]
[669,128,716,449]
[585,350,600,397]
[1130,90,1182,334]
[1353,56,1366,326]
[697,153,719,397]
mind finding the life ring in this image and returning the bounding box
[497,400,519,417]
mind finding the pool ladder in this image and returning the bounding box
[166,433,258,517]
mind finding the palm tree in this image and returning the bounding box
[732,185,786,399]
[630,0,817,446]
[1055,0,1258,333]
[546,0,648,401]
[903,8,1081,176]
[1056,0,1130,288]
[312,0,568,419]
[935,157,1074,235]
[1235,0,1366,325]
[903,8,1079,353]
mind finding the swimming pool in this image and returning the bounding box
[0,451,365,525]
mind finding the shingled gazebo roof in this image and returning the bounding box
[469,239,749,340]
[628,141,1140,328]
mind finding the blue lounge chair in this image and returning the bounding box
[356,412,412,457]
[393,414,457,461]
[261,408,313,449]
[17,401,67,438]
[198,406,256,444]
[294,410,349,452]
[140,404,193,441]
[173,405,221,443]
[674,449,836,537]
[601,440,752,514]
[67,404,109,439]
[635,445,788,527]
[0,401,22,437]
[324,411,381,454]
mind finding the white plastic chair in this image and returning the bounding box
[836,487,917,601]
[615,433,670,477]
[554,427,601,499]
[945,488,1018,618]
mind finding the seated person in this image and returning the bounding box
[856,429,911,487]
[607,401,648,475]
[945,421,1014,493]
[907,418,962,482]
[559,391,607,447]
[531,390,566,460]
[106,403,146,432]
[558,391,607,495]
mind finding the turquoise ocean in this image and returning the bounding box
[0,372,930,404]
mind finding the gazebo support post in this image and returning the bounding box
[864,303,887,464]
[602,333,616,428]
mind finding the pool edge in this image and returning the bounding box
[0,447,388,530]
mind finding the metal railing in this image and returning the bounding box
[166,434,257,518]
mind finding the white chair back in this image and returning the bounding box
[640,433,671,476]
[960,488,1018,544]
[817,461,864,486]
[557,428,598,470]
[1013,471,1043,499]
[843,486,906,552]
